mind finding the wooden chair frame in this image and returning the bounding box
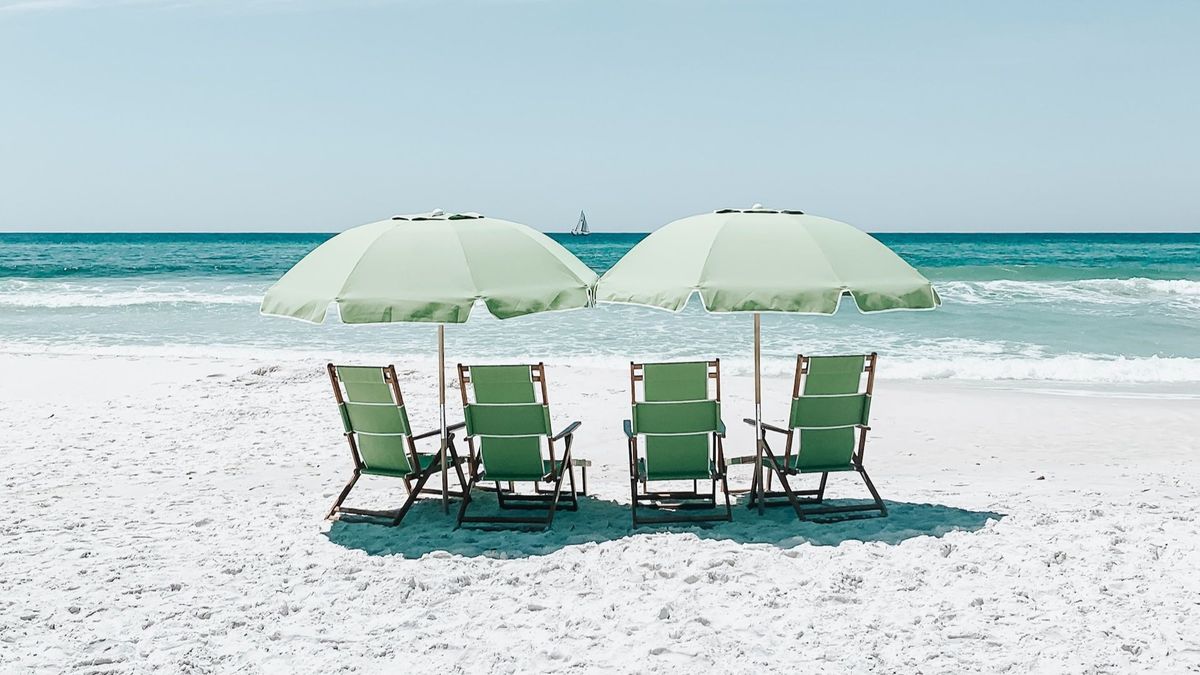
[627,359,733,527]
[743,353,887,520]
[454,363,581,529]
[325,364,468,526]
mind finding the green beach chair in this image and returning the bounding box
[626,360,732,527]
[455,363,582,528]
[325,364,468,526]
[742,353,887,520]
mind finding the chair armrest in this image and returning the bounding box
[551,420,582,442]
[623,419,634,439]
[716,419,727,438]
[727,455,759,466]
[410,421,466,441]
[741,418,789,435]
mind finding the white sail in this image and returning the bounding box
[573,210,590,236]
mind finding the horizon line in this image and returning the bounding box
[0,229,1198,235]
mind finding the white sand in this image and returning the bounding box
[3,352,1200,673]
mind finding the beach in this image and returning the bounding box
[4,350,1199,672]
[2,232,1199,671]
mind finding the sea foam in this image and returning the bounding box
[936,278,1200,309]
[0,279,263,308]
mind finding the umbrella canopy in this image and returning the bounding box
[262,211,596,324]
[595,206,939,513]
[261,210,597,512]
[597,207,938,313]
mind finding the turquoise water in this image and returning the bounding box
[1,232,1198,383]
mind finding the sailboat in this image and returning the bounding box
[572,210,591,236]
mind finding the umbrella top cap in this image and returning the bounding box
[392,209,484,221]
[715,205,805,215]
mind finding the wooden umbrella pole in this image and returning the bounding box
[439,324,448,513]
[754,313,764,514]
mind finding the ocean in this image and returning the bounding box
[1,232,1198,384]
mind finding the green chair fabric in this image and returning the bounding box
[468,364,538,402]
[790,355,867,473]
[465,365,553,481]
[643,361,710,401]
[335,365,416,477]
[633,362,719,480]
[358,454,440,480]
[636,458,720,482]
[632,400,720,479]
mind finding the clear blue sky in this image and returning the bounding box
[1,0,1197,232]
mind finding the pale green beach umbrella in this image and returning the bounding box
[595,206,939,512]
[261,210,597,511]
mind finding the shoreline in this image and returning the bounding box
[5,346,1199,397]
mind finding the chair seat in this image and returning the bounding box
[769,455,856,474]
[361,453,436,479]
[637,458,716,481]
[481,459,567,483]
[360,451,463,479]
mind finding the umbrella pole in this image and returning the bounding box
[439,324,448,514]
[754,312,764,515]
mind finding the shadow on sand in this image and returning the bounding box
[325,492,1004,559]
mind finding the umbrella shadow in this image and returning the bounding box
[325,493,1003,559]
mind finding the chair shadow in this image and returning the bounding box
[325,492,1004,559]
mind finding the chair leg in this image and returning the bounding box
[449,443,469,491]
[327,471,361,519]
[455,474,477,529]
[817,472,829,502]
[859,467,887,517]
[630,477,639,527]
[581,465,588,496]
[544,462,569,529]
[720,474,733,521]
[750,442,809,521]
[565,462,579,509]
[766,464,807,522]
[391,462,439,526]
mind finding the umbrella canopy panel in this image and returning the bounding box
[262,212,597,324]
[596,208,939,314]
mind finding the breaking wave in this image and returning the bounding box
[0,279,264,308]
[936,278,1200,311]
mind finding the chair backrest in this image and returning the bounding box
[630,360,721,477]
[458,364,554,478]
[787,354,876,470]
[327,364,417,475]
